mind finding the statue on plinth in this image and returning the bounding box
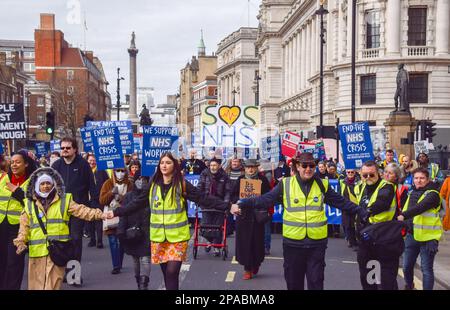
[394,63,410,113]
[139,104,153,126]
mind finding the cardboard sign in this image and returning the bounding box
[414,141,429,158]
[0,103,26,140]
[239,179,262,199]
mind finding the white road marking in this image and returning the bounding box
[231,256,238,264]
[342,260,358,264]
[225,271,236,282]
[265,256,283,260]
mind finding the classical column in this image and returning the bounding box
[436,0,450,55]
[338,3,345,61]
[293,35,297,95]
[128,32,139,123]
[301,25,307,90]
[311,17,317,75]
[284,43,288,98]
[385,0,401,55]
[297,31,301,92]
[306,21,312,82]
[290,39,294,96]
[286,41,290,96]
[327,3,334,65]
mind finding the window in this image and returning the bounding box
[36,97,44,107]
[37,114,44,124]
[23,52,35,59]
[408,8,427,46]
[67,70,74,80]
[360,75,376,105]
[408,73,428,103]
[23,62,35,72]
[67,86,74,96]
[365,11,380,49]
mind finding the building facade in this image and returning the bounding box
[216,27,259,106]
[189,76,217,134]
[34,13,111,137]
[257,0,450,147]
[0,39,35,79]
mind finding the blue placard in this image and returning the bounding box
[133,136,142,153]
[185,175,202,219]
[91,126,124,171]
[35,142,48,158]
[338,122,374,169]
[270,179,342,224]
[80,126,94,152]
[50,140,61,153]
[261,135,280,162]
[88,121,133,154]
[141,126,179,177]
[0,142,4,154]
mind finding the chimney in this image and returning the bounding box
[12,51,21,70]
[40,13,55,30]
[0,52,6,66]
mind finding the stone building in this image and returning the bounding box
[257,0,450,146]
[189,76,217,134]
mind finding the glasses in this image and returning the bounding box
[301,163,316,169]
[346,171,355,174]
[115,169,126,173]
[61,147,72,150]
[362,173,376,178]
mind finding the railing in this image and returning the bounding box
[404,46,434,57]
[360,48,382,59]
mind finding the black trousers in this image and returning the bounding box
[88,219,103,244]
[70,217,85,262]
[0,220,25,290]
[357,242,400,290]
[283,243,327,290]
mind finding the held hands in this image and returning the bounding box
[230,204,241,216]
[397,215,405,222]
[16,243,27,255]
[6,182,19,193]
[101,210,115,220]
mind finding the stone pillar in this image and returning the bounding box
[385,0,401,56]
[284,43,288,98]
[436,0,450,55]
[287,41,291,96]
[384,112,417,158]
[128,35,139,125]
[311,17,317,75]
[338,4,345,61]
[297,31,301,92]
[293,35,297,95]
[301,25,307,90]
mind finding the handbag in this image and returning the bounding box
[359,220,405,256]
[254,209,271,224]
[34,202,75,267]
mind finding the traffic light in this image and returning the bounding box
[424,120,437,142]
[45,111,55,136]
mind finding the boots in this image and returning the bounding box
[135,276,142,290]
[139,275,149,290]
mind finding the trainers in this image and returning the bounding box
[205,245,211,253]
[243,271,252,280]
[111,268,121,275]
[213,248,220,257]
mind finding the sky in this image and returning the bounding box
[0,0,261,105]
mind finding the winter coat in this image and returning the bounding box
[231,174,271,269]
[91,168,110,209]
[14,167,103,290]
[118,189,150,257]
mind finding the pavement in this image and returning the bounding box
[423,231,450,289]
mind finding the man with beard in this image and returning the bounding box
[416,152,444,186]
[182,149,207,175]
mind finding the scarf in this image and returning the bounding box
[11,174,26,186]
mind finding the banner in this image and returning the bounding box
[239,179,262,199]
[414,141,429,158]
[261,135,280,163]
[88,120,133,154]
[186,175,201,218]
[141,126,179,177]
[315,140,327,161]
[0,142,3,154]
[91,126,124,170]
[338,122,374,169]
[269,179,342,224]
[50,140,61,153]
[201,105,259,148]
[0,103,26,140]
[35,142,48,158]
[282,131,301,158]
[80,126,95,152]
[298,141,316,156]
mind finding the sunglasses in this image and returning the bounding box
[301,163,316,169]
[346,171,355,174]
[115,169,126,173]
[61,147,72,150]
[362,173,376,178]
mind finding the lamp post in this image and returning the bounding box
[25,90,31,146]
[116,67,125,121]
[316,0,328,139]
[232,89,237,106]
[254,72,261,106]
[351,0,356,123]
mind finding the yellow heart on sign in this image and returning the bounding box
[218,106,241,127]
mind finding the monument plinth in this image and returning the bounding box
[384,111,416,158]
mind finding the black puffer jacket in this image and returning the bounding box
[198,168,231,210]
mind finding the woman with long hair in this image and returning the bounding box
[0,150,37,290]
[108,152,228,290]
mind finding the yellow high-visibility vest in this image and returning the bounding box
[357,180,396,223]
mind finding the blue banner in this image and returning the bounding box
[338,122,374,169]
[50,140,61,153]
[261,135,280,163]
[269,179,342,224]
[35,142,48,158]
[185,175,202,219]
[133,136,142,154]
[141,126,179,177]
[91,126,124,170]
[80,126,94,152]
[88,120,133,154]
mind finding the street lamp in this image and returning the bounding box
[254,72,261,106]
[116,67,125,121]
[25,90,31,145]
[316,0,328,138]
[232,89,237,106]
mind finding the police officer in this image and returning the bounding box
[356,160,399,290]
[231,153,368,290]
[398,167,442,290]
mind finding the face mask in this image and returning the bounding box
[115,171,125,181]
[36,186,55,199]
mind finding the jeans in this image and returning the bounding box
[403,233,437,290]
[108,235,124,270]
[133,256,151,277]
[264,220,271,250]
